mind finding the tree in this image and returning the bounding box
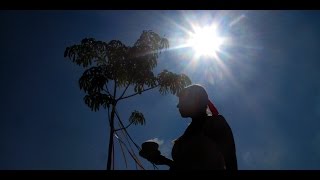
[64,30,191,170]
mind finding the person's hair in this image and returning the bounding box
[178,84,209,110]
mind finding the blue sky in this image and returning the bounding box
[1,10,320,170]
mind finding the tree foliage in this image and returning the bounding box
[64,30,191,169]
[65,30,191,113]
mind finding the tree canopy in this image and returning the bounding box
[64,30,191,170]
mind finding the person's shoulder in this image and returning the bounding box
[204,115,219,129]
[206,115,226,123]
[218,115,227,121]
[205,115,230,129]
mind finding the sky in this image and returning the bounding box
[1,10,320,170]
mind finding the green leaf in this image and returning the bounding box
[65,30,191,113]
[157,70,192,95]
[64,38,108,68]
[83,92,113,111]
[129,110,146,126]
[79,66,108,94]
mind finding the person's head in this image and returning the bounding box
[177,84,209,118]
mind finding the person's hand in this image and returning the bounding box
[151,154,170,165]
[139,150,169,165]
[139,141,166,164]
[139,148,161,163]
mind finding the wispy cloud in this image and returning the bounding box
[146,138,174,158]
[229,14,246,27]
[146,138,164,146]
[242,148,284,170]
[159,140,174,158]
[240,135,288,170]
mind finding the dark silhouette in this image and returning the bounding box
[64,30,191,170]
[139,84,238,170]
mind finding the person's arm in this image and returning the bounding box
[154,155,174,167]
[139,149,174,168]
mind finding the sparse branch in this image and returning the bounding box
[114,121,134,132]
[107,106,111,127]
[113,80,117,102]
[114,131,145,169]
[114,108,144,168]
[103,89,112,97]
[116,135,128,169]
[118,84,159,101]
[115,108,141,150]
[118,83,131,101]
[105,84,110,93]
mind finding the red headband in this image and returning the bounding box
[208,100,219,116]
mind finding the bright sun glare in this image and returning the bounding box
[187,24,224,58]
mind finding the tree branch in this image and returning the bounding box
[107,106,111,127]
[104,84,112,96]
[118,84,159,101]
[117,83,131,101]
[114,131,145,170]
[114,121,134,132]
[114,108,144,169]
[103,89,112,97]
[113,80,117,102]
[115,108,141,150]
[116,135,128,169]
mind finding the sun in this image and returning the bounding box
[187,24,224,58]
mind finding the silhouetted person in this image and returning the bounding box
[139,84,238,170]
